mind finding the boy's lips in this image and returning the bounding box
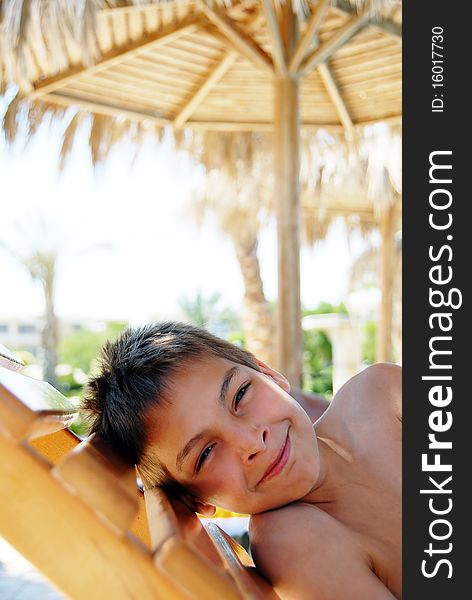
[258,431,291,485]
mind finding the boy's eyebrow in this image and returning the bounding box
[219,365,239,405]
[176,366,239,472]
[176,432,205,472]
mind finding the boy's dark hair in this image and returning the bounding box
[82,321,260,490]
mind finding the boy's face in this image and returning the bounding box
[146,356,320,515]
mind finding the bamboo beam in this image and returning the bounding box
[298,12,371,78]
[317,61,354,139]
[30,18,200,98]
[184,114,402,131]
[289,0,330,75]
[44,92,170,126]
[261,0,287,76]
[377,202,396,362]
[197,1,274,74]
[173,52,238,128]
[40,92,401,133]
[274,1,303,387]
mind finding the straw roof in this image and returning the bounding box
[0,1,401,130]
[1,0,402,235]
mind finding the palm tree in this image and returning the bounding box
[189,138,276,365]
[0,218,112,386]
[1,223,60,386]
[178,290,222,329]
[186,126,401,366]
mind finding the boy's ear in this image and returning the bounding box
[180,493,217,517]
[194,501,217,517]
[254,359,291,393]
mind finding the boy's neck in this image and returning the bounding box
[302,434,354,506]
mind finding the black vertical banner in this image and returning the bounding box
[403,2,468,598]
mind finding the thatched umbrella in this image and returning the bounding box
[190,124,401,366]
[0,0,401,385]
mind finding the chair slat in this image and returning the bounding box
[157,536,244,600]
[0,431,187,600]
[145,487,224,566]
[53,433,140,533]
[1,366,280,599]
[205,523,279,599]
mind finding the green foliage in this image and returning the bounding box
[303,301,348,317]
[70,417,90,439]
[58,321,127,375]
[226,330,247,349]
[56,321,128,439]
[362,320,377,364]
[178,290,221,328]
[301,301,346,397]
[178,289,243,344]
[10,349,36,366]
[303,329,333,396]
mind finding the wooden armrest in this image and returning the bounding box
[145,487,223,565]
[0,430,187,599]
[53,433,140,533]
[145,488,279,599]
[145,487,245,599]
[0,366,77,441]
[205,523,279,599]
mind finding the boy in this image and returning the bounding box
[84,322,401,599]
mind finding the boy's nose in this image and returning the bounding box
[239,425,268,464]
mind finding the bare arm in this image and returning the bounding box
[250,505,397,600]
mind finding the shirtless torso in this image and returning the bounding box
[250,363,402,599]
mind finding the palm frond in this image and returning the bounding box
[88,112,109,166]
[59,110,85,171]
[2,88,24,143]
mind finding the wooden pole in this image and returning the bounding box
[274,1,303,387]
[377,203,395,362]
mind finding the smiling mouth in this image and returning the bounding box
[258,431,291,485]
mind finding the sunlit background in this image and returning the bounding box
[0,0,402,593]
[1,97,389,410]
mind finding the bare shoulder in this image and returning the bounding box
[249,504,394,599]
[334,363,402,422]
[249,502,353,578]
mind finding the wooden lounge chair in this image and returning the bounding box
[0,365,278,599]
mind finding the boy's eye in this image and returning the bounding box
[196,444,214,472]
[234,382,251,410]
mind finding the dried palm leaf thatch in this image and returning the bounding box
[1,84,167,170]
[1,87,24,142]
[1,88,67,144]
[191,152,273,233]
[183,121,401,248]
[59,110,85,170]
[26,99,50,137]
[348,231,401,308]
[0,0,101,91]
[180,130,268,179]
[89,112,113,166]
[0,0,397,91]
